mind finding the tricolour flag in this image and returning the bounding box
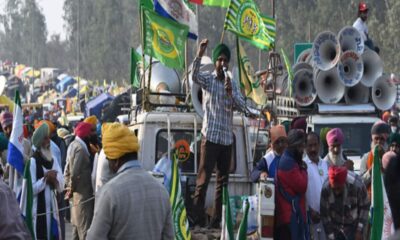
[130,48,141,88]
[143,8,189,69]
[224,0,276,50]
[237,38,266,105]
[170,154,191,240]
[19,160,35,239]
[370,146,395,239]
[7,90,24,175]
[154,0,198,39]
[221,186,234,240]
[280,48,294,97]
[236,199,249,240]
[189,0,230,8]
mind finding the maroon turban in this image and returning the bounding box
[291,117,307,132]
[74,122,92,139]
[0,112,13,128]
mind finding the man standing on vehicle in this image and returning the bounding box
[353,1,379,53]
[190,39,259,228]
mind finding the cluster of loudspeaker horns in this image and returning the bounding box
[292,26,396,110]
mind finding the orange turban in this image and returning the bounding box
[102,123,139,160]
[84,115,98,126]
[270,125,287,143]
[35,120,56,134]
[328,166,348,187]
[382,111,391,123]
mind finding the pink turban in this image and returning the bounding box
[328,166,347,187]
[74,122,92,139]
[326,128,344,147]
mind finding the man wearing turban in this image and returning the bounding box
[323,128,353,170]
[64,122,95,239]
[320,166,369,240]
[359,120,390,198]
[275,129,308,239]
[28,122,64,240]
[87,123,173,239]
[251,125,287,182]
[190,39,260,228]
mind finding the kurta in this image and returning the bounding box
[87,160,174,240]
[64,137,94,239]
[30,154,64,240]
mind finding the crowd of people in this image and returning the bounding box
[250,115,400,240]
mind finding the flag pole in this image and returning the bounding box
[220,29,225,43]
[185,40,190,104]
[139,5,146,89]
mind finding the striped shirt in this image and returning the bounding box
[192,57,254,145]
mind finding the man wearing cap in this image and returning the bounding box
[389,115,399,134]
[320,166,369,240]
[251,125,287,182]
[190,39,259,228]
[64,122,95,240]
[275,129,308,239]
[360,120,390,197]
[304,132,328,240]
[352,1,379,53]
[87,123,173,240]
[28,122,64,240]
[323,128,353,170]
[388,132,400,155]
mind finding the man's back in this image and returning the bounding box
[87,167,174,240]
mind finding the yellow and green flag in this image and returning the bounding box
[143,8,189,69]
[237,38,266,105]
[224,0,276,50]
[280,48,293,97]
[130,48,141,88]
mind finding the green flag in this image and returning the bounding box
[224,0,276,50]
[221,186,234,240]
[237,38,266,105]
[130,48,141,88]
[20,160,35,239]
[280,48,294,97]
[139,0,153,9]
[236,199,249,240]
[143,8,189,69]
[170,154,191,240]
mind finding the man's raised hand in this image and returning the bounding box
[197,39,209,58]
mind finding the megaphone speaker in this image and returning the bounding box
[338,26,365,55]
[361,49,383,87]
[315,68,345,104]
[337,51,364,87]
[313,31,341,71]
[344,82,369,104]
[292,68,317,106]
[372,75,397,110]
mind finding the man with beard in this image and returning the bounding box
[29,122,64,240]
[359,120,390,199]
[64,122,94,240]
[305,132,328,240]
[320,166,369,240]
[388,132,400,155]
[352,1,379,53]
[251,124,287,182]
[323,128,353,170]
[87,123,173,240]
[275,129,308,240]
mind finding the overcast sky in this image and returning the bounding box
[38,0,66,40]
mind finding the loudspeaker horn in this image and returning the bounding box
[338,26,364,55]
[344,82,369,104]
[372,75,397,110]
[292,62,313,74]
[337,50,364,87]
[312,31,341,71]
[361,49,383,87]
[292,68,317,106]
[315,68,345,104]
